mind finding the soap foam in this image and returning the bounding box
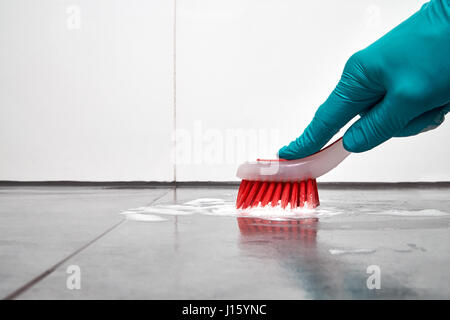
[366,209,449,217]
[119,197,449,222]
[127,205,197,216]
[184,198,225,206]
[329,248,376,255]
[124,212,168,222]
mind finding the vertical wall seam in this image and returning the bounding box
[173,0,177,184]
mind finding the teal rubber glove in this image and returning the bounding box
[279,0,450,159]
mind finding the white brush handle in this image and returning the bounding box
[236,138,350,182]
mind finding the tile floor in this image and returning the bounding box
[0,185,449,299]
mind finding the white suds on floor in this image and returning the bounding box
[366,209,449,217]
[184,198,225,206]
[329,248,376,255]
[124,212,168,222]
[119,197,450,222]
[127,205,198,216]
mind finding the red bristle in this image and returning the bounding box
[236,180,250,208]
[290,182,299,209]
[252,181,268,207]
[270,182,283,207]
[242,181,261,209]
[261,182,276,207]
[236,180,252,209]
[312,179,320,207]
[306,179,319,208]
[280,182,291,209]
[236,180,248,204]
[306,179,314,208]
[299,180,306,207]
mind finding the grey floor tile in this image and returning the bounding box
[0,187,170,298]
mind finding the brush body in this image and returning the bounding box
[235,138,349,210]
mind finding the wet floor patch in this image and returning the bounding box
[119,197,450,223]
[329,248,376,255]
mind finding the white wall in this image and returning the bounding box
[1,0,448,182]
[0,0,174,181]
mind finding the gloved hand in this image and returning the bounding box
[279,0,450,160]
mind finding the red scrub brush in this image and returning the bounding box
[235,138,350,210]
